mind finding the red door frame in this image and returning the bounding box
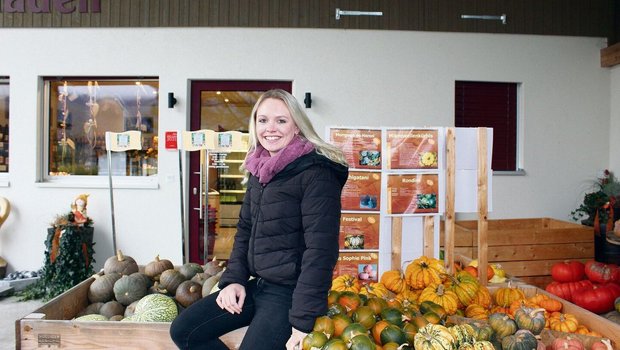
[188,80,292,264]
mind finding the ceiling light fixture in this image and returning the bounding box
[461,14,507,25]
[335,8,383,20]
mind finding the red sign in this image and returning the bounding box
[165,131,178,150]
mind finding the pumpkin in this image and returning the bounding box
[113,274,148,306]
[449,324,476,348]
[133,293,179,322]
[371,320,391,344]
[551,260,585,282]
[419,300,448,320]
[203,256,226,276]
[395,288,421,307]
[472,340,495,350]
[88,272,122,303]
[302,331,328,350]
[313,315,335,338]
[331,274,361,293]
[348,334,376,350]
[551,336,584,350]
[109,315,124,321]
[380,307,405,327]
[501,329,538,350]
[380,324,406,345]
[175,280,203,307]
[332,313,352,338]
[337,291,363,313]
[508,298,537,317]
[584,260,614,283]
[571,283,617,314]
[352,306,377,330]
[365,297,388,316]
[494,282,526,307]
[470,285,492,309]
[130,272,153,289]
[124,300,139,317]
[445,272,480,307]
[528,293,562,312]
[380,270,408,294]
[488,312,517,339]
[144,254,173,280]
[74,314,108,321]
[201,271,223,297]
[191,272,209,285]
[591,339,613,350]
[322,338,348,350]
[158,269,186,296]
[470,322,494,341]
[103,250,139,275]
[545,280,592,303]
[99,300,125,318]
[359,282,390,299]
[413,324,455,350]
[405,256,446,289]
[419,283,459,315]
[402,322,418,345]
[548,312,579,333]
[465,304,488,320]
[179,262,204,280]
[76,302,104,317]
[513,307,546,335]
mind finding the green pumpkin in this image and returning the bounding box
[322,338,348,350]
[179,262,204,280]
[501,329,538,350]
[513,307,546,335]
[380,324,406,345]
[420,300,448,320]
[414,324,455,350]
[488,312,517,339]
[348,334,376,350]
[301,331,328,350]
[341,323,368,344]
[381,307,405,327]
[472,340,496,350]
[133,294,178,322]
[470,322,494,341]
[113,274,148,306]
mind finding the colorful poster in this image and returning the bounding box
[386,129,439,169]
[387,174,439,214]
[339,213,380,250]
[341,171,381,211]
[329,128,382,170]
[333,252,379,284]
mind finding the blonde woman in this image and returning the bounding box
[171,90,349,350]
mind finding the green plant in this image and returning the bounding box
[571,169,620,227]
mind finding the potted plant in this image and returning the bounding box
[571,169,620,232]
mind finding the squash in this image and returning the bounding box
[313,315,335,338]
[113,274,148,306]
[419,283,459,315]
[494,282,526,307]
[88,272,122,303]
[413,324,455,350]
[99,300,125,318]
[144,255,173,281]
[179,262,204,280]
[513,307,546,335]
[322,338,348,350]
[103,250,139,275]
[445,271,480,307]
[133,293,179,322]
[337,291,363,313]
[551,260,585,282]
[349,334,376,350]
[340,323,368,344]
[470,285,492,309]
[124,300,139,317]
[472,340,495,350]
[158,269,186,296]
[501,329,538,350]
[419,300,448,320]
[380,270,408,294]
[465,304,488,320]
[331,313,352,338]
[470,322,494,341]
[380,307,405,327]
[405,256,446,290]
[380,324,406,346]
[302,331,328,350]
[508,298,537,317]
[551,336,584,350]
[175,280,203,307]
[109,315,124,321]
[371,320,391,344]
[548,312,579,333]
[365,297,388,316]
[76,302,104,317]
[201,270,223,297]
[74,314,108,321]
[488,312,517,339]
[130,272,153,289]
[191,272,209,285]
[359,282,390,299]
[352,306,377,330]
[331,274,361,293]
[203,256,226,276]
[449,324,476,349]
[528,293,562,312]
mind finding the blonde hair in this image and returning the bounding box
[246,89,348,167]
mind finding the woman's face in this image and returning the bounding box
[255,98,299,156]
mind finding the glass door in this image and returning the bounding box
[188,81,292,264]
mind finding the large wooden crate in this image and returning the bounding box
[16,275,245,350]
[441,218,593,288]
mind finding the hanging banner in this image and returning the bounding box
[341,171,381,211]
[333,252,379,284]
[105,131,142,152]
[339,213,380,250]
[386,129,438,169]
[387,173,439,214]
[329,128,382,170]
[181,130,216,151]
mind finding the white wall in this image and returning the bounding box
[610,65,620,173]
[0,28,612,271]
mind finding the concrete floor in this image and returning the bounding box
[0,295,44,349]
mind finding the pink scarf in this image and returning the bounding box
[244,136,315,184]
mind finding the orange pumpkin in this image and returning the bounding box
[380,270,408,294]
[359,282,390,299]
[528,293,563,313]
[549,312,579,333]
[331,274,361,293]
[509,298,538,317]
[404,256,446,289]
[465,304,489,320]
[445,271,480,307]
[418,283,459,315]
[470,285,492,309]
[494,282,526,307]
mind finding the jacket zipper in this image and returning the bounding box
[248,181,265,275]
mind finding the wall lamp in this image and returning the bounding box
[460,14,507,25]
[168,92,178,108]
[304,92,312,108]
[335,8,383,20]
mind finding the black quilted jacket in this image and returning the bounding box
[218,151,348,332]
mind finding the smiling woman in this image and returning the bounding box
[254,98,300,156]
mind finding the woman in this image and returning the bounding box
[170,89,348,350]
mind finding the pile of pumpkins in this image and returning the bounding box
[73,250,225,322]
[306,256,614,350]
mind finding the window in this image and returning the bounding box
[0,78,8,173]
[44,78,159,179]
[455,81,519,172]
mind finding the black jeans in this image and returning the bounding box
[170,278,294,350]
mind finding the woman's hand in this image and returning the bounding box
[285,327,307,350]
[216,283,246,314]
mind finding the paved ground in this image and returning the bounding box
[0,295,44,349]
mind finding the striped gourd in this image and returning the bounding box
[450,324,476,348]
[414,324,455,350]
[134,294,178,322]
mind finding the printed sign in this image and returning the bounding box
[333,252,380,284]
[165,131,178,150]
[341,171,381,211]
[339,213,380,250]
[105,131,142,152]
[329,128,382,170]
[386,129,439,169]
[387,174,439,214]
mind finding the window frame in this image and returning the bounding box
[0,77,9,187]
[38,76,160,188]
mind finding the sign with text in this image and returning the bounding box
[329,128,382,170]
[333,252,379,284]
[339,213,380,250]
[387,173,439,214]
[341,171,381,211]
[165,131,178,150]
[386,129,438,169]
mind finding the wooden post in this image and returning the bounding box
[423,216,435,258]
[477,128,489,286]
[391,217,403,270]
[444,128,456,272]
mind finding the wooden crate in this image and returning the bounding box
[16,275,245,350]
[441,218,593,288]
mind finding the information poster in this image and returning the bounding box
[339,213,380,250]
[386,129,439,169]
[341,171,381,211]
[330,128,382,170]
[387,174,439,214]
[333,252,379,284]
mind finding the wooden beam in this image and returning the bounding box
[601,42,620,67]
[423,216,435,258]
[477,128,489,286]
[391,217,403,270]
[444,128,456,273]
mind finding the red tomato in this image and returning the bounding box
[584,260,614,283]
[545,280,593,302]
[550,260,585,282]
[572,284,617,314]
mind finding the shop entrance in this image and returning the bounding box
[188,81,292,264]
